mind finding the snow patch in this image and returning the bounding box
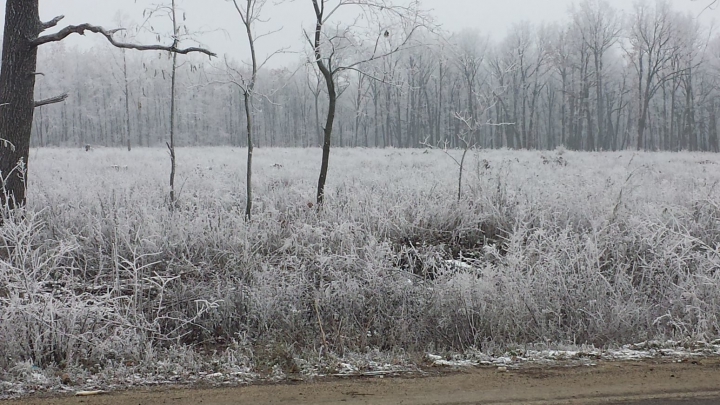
[427,340,720,368]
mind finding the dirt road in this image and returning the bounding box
[8,359,720,405]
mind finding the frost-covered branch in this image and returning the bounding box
[32,17,216,58]
[40,15,65,31]
[34,93,68,108]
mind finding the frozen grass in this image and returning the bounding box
[2,146,720,375]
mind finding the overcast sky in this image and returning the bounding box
[1,0,717,65]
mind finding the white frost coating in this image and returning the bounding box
[444,260,475,271]
[428,340,720,368]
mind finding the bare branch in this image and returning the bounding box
[256,47,292,72]
[693,0,719,16]
[32,23,216,57]
[420,139,463,167]
[335,26,424,74]
[341,66,403,87]
[41,15,65,31]
[253,26,283,43]
[34,93,68,108]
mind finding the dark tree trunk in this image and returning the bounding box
[244,91,253,219]
[0,0,41,209]
[373,86,379,147]
[316,76,336,206]
[0,1,214,210]
[683,70,696,152]
[594,52,604,151]
[313,0,337,207]
[709,98,718,153]
[168,47,178,207]
[638,98,650,151]
[123,49,132,151]
[560,70,567,147]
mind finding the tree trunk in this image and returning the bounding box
[123,49,132,151]
[594,51,604,150]
[313,93,321,147]
[373,87,379,147]
[560,70,567,147]
[683,68,696,151]
[313,0,337,207]
[638,96,651,151]
[0,0,41,209]
[709,98,718,153]
[168,49,178,206]
[244,91,253,219]
[316,74,336,206]
[354,75,363,148]
[437,60,444,147]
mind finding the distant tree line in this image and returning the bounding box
[26,0,720,151]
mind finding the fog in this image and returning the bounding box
[0,0,715,65]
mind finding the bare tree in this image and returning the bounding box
[487,42,517,148]
[227,0,276,220]
[547,25,572,148]
[421,112,476,202]
[221,0,292,217]
[168,1,181,206]
[143,0,203,207]
[626,0,685,150]
[673,13,708,150]
[0,0,214,210]
[350,68,368,147]
[109,14,138,152]
[502,22,549,149]
[306,0,428,207]
[8,0,719,159]
[122,47,133,152]
[448,29,488,147]
[571,0,621,150]
[305,65,326,147]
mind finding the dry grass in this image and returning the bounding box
[2,146,720,372]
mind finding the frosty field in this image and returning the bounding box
[3,147,720,386]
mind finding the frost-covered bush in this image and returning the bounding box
[1,147,720,370]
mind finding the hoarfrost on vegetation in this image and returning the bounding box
[427,340,720,369]
[3,147,720,396]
